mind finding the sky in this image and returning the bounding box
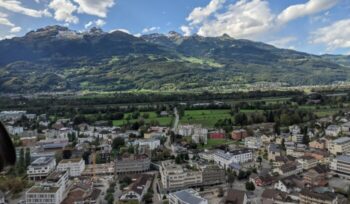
[0,0,350,55]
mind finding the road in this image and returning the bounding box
[165,107,179,152]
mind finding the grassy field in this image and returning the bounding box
[201,139,236,149]
[113,112,173,126]
[180,109,232,128]
[298,105,340,117]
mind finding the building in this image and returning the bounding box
[160,160,202,192]
[0,191,5,204]
[244,137,262,149]
[169,189,208,204]
[297,156,318,170]
[330,155,350,179]
[328,137,350,155]
[198,164,225,186]
[299,189,337,204]
[291,134,304,144]
[130,138,160,150]
[268,144,282,161]
[27,157,56,181]
[325,125,341,137]
[119,174,152,202]
[115,154,150,174]
[274,161,303,177]
[61,181,101,204]
[274,175,304,194]
[192,127,208,144]
[208,131,225,139]
[57,158,85,177]
[303,165,329,187]
[45,171,69,199]
[0,110,26,121]
[177,125,195,136]
[309,139,326,150]
[250,173,275,187]
[261,189,294,204]
[26,185,62,204]
[231,129,248,140]
[37,139,69,151]
[289,125,301,135]
[213,149,252,169]
[224,189,248,204]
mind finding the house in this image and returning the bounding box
[299,188,337,204]
[274,161,303,177]
[249,173,275,187]
[289,125,301,135]
[329,137,350,155]
[268,144,282,161]
[309,139,326,150]
[291,134,304,144]
[213,149,252,169]
[325,125,341,137]
[26,185,63,204]
[209,130,225,139]
[261,189,295,204]
[297,156,318,170]
[231,129,248,141]
[341,122,350,135]
[330,155,350,179]
[119,174,152,202]
[244,137,262,149]
[130,138,160,150]
[224,189,248,204]
[27,157,57,181]
[57,158,85,177]
[274,175,304,193]
[303,165,329,187]
[169,189,208,204]
[61,181,101,204]
[272,156,296,169]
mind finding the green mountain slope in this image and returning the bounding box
[0,26,349,93]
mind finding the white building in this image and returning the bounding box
[131,138,161,150]
[26,185,62,204]
[169,189,208,204]
[5,125,24,135]
[44,171,69,200]
[292,134,304,144]
[213,149,253,169]
[325,125,341,137]
[27,157,56,181]
[330,155,350,179]
[177,125,194,136]
[289,125,301,135]
[244,137,262,149]
[0,111,26,121]
[57,158,85,177]
[328,137,350,155]
[192,127,208,144]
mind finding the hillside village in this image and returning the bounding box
[1,103,350,204]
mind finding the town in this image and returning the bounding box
[0,92,350,204]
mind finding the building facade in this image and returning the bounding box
[57,158,85,177]
[27,157,56,181]
[115,154,150,174]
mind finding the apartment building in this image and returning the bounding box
[169,189,208,204]
[330,155,350,179]
[27,157,56,181]
[160,160,202,192]
[299,189,337,204]
[26,185,62,204]
[57,158,85,177]
[328,137,350,155]
[115,154,150,174]
[213,149,253,169]
[244,137,262,149]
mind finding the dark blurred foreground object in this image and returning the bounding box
[0,122,16,171]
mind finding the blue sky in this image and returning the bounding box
[0,0,350,55]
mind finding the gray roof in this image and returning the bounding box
[171,189,207,204]
[336,155,350,163]
[332,137,350,144]
[30,157,54,166]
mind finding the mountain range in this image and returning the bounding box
[0,25,349,94]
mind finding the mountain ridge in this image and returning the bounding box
[0,25,349,93]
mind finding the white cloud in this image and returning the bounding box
[0,34,15,40]
[268,36,297,48]
[187,0,226,25]
[142,26,160,34]
[197,0,275,38]
[0,0,51,17]
[277,0,338,24]
[49,0,79,24]
[73,0,115,18]
[0,12,14,27]
[84,19,106,29]
[183,0,339,39]
[310,19,350,50]
[10,26,21,33]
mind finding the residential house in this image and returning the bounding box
[250,173,275,187]
[119,174,152,202]
[224,189,248,204]
[299,189,337,204]
[297,156,318,170]
[303,165,329,187]
[328,137,350,155]
[274,161,303,177]
[209,130,225,139]
[261,189,296,204]
[325,125,341,137]
[309,139,327,150]
[268,144,282,161]
[274,175,304,193]
[231,129,248,141]
[244,137,262,149]
[169,189,208,204]
[330,154,350,179]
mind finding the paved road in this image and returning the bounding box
[165,107,179,152]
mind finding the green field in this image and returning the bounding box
[298,105,341,117]
[113,112,173,126]
[180,109,232,128]
[201,139,236,149]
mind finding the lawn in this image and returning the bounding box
[180,109,232,128]
[201,139,236,149]
[113,111,173,126]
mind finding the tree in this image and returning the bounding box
[112,137,125,151]
[256,156,262,167]
[234,113,248,127]
[302,134,310,146]
[281,138,286,150]
[227,173,235,188]
[25,148,31,167]
[245,181,255,191]
[274,121,281,135]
